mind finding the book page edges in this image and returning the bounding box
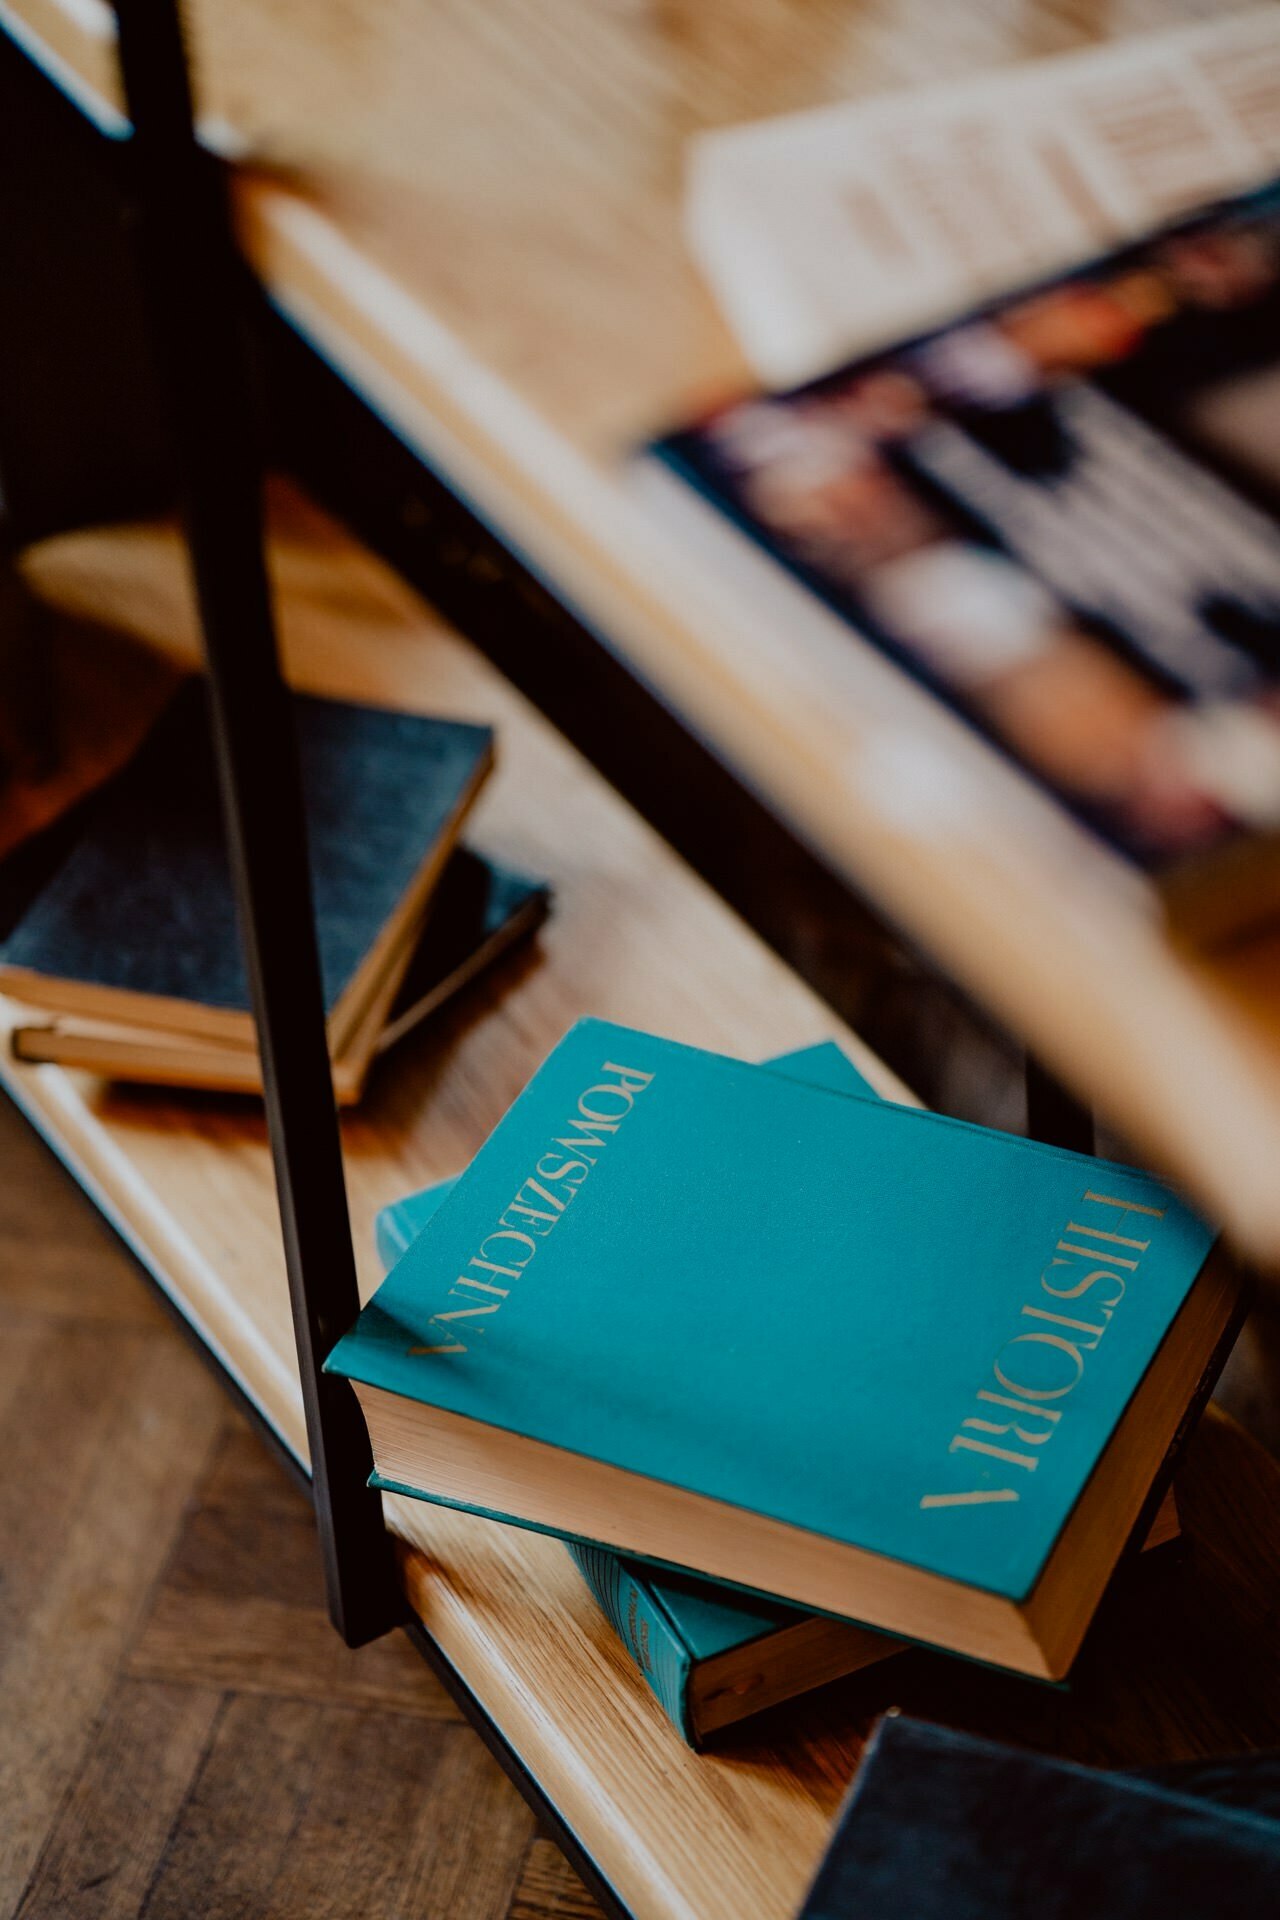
[354,1252,1239,1679]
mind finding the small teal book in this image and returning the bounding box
[331,1018,1234,1678]
[373,1041,911,1743]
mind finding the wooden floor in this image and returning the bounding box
[0,1091,602,1920]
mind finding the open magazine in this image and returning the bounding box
[652,180,1280,942]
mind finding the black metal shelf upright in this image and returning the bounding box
[108,0,403,1650]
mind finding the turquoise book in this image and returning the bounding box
[331,1019,1235,1679]
[373,1042,915,1744]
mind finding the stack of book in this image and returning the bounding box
[335,1018,1241,1744]
[0,680,549,1101]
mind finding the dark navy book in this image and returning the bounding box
[1133,1748,1280,1823]
[0,679,493,1056]
[8,844,547,1103]
[378,848,549,1054]
[799,1716,1280,1918]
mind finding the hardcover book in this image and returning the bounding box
[0,681,495,1096]
[373,1038,872,1264]
[1135,1749,1280,1823]
[647,180,1280,943]
[376,1042,912,1742]
[798,1715,1280,1918]
[10,848,549,1103]
[373,1042,1180,1739]
[332,1017,1236,1679]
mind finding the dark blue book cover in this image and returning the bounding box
[377,848,549,1055]
[1132,1749,1280,1823]
[800,1716,1280,1918]
[0,680,492,1050]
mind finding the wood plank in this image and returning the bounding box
[130,1572,459,1717]
[0,1312,54,1426]
[16,1680,224,1920]
[508,1838,606,1920]
[0,1335,223,1909]
[0,1325,183,1648]
[123,1427,457,1714]
[0,1094,163,1327]
[367,1723,536,1920]
[136,1695,331,1920]
[128,1586,453,1712]
[138,1697,534,1920]
[0,1081,593,1920]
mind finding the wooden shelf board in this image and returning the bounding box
[10,487,1280,1919]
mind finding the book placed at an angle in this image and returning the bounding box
[10,847,549,1102]
[372,1042,1182,1740]
[0,680,498,1100]
[797,1715,1280,1919]
[646,179,1280,944]
[331,1017,1238,1681]
[376,1041,904,1741]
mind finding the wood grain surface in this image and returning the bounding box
[11,0,1280,1258]
[6,483,1280,1920]
[0,1094,601,1920]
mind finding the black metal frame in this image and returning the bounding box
[108,0,402,1649]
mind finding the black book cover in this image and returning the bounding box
[800,1716,1280,1919]
[0,679,492,1025]
[1133,1749,1280,1823]
[378,847,549,1052]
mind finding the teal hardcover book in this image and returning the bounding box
[332,1019,1232,1678]
[373,1041,909,1743]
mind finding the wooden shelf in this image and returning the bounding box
[9,0,1280,1262]
[9,485,1280,1920]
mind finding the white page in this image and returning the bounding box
[688,7,1280,386]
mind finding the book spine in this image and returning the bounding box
[567,1543,697,1745]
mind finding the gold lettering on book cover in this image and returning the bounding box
[919,1189,1167,1510]
[409,1059,655,1355]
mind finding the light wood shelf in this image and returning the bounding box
[11,484,1280,1920]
